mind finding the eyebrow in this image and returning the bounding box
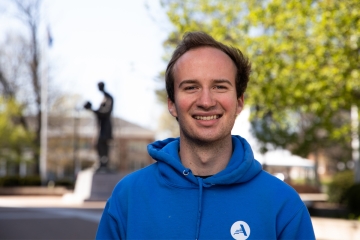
[178,79,233,88]
[213,79,233,86]
[178,79,197,88]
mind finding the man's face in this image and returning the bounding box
[168,47,243,143]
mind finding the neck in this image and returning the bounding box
[179,136,233,176]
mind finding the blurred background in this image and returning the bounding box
[0,0,359,239]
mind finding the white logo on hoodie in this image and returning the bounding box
[230,221,250,240]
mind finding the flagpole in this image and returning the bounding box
[40,24,52,185]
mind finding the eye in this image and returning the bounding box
[214,85,227,90]
[184,85,198,91]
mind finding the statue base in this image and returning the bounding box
[62,168,126,203]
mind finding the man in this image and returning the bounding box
[84,81,113,170]
[96,32,315,239]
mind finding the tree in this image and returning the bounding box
[0,0,49,174]
[0,97,34,173]
[160,0,360,185]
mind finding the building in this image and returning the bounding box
[47,114,155,180]
[0,113,155,181]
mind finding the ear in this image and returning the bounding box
[167,98,178,117]
[236,95,244,115]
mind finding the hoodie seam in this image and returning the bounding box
[277,203,307,238]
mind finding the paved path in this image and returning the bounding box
[0,196,105,240]
[0,207,102,239]
[1,195,359,240]
[0,195,106,208]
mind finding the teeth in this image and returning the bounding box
[194,115,219,120]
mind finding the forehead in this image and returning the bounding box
[173,47,236,82]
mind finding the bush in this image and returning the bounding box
[342,183,360,218]
[327,170,354,203]
[0,175,41,187]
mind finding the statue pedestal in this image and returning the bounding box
[62,168,125,203]
[86,170,125,201]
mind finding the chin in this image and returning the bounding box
[185,132,230,145]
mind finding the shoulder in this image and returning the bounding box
[256,171,309,219]
[107,163,161,217]
[258,170,298,192]
[253,171,311,225]
[252,170,304,205]
[112,163,158,194]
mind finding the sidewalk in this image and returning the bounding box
[0,195,359,240]
[0,195,106,209]
[0,192,326,208]
[312,217,360,240]
[0,197,103,240]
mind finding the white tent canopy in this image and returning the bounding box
[257,150,314,168]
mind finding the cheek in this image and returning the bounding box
[220,96,239,113]
[174,97,194,114]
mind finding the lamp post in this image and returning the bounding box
[73,107,81,181]
[351,105,360,183]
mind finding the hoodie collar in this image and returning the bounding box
[147,136,262,187]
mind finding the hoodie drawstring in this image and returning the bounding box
[195,177,203,240]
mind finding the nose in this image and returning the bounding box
[197,89,216,109]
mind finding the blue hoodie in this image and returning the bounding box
[96,136,315,239]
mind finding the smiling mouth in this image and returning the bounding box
[193,115,221,120]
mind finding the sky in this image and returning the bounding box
[1,0,171,131]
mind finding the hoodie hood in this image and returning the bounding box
[147,135,262,187]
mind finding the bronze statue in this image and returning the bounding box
[84,81,113,171]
